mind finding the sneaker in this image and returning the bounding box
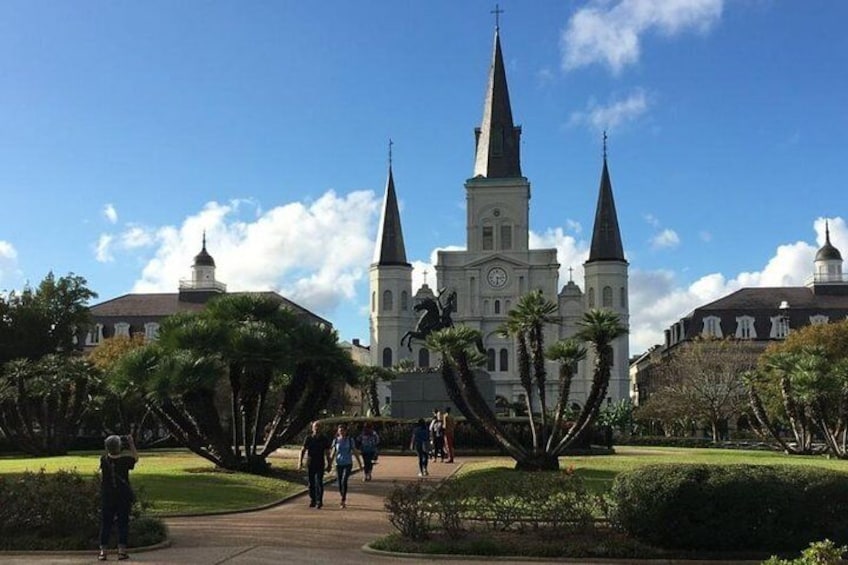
[340,500,347,508]
[97,550,107,561]
[418,471,423,477]
[309,501,316,508]
[317,502,323,509]
[117,551,129,561]
[424,469,429,476]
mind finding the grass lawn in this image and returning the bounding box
[460,445,848,495]
[0,449,305,515]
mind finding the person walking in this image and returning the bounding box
[356,422,380,481]
[329,424,363,508]
[298,421,332,509]
[410,418,430,477]
[429,408,445,462]
[443,406,456,463]
[98,434,139,561]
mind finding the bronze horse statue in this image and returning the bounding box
[400,290,456,350]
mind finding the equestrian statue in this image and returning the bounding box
[400,289,457,351]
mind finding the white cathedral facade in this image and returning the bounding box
[368,28,630,409]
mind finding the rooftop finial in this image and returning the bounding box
[826,220,831,243]
[603,130,608,161]
[388,138,394,168]
[491,3,503,31]
[568,266,574,282]
[202,230,207,250]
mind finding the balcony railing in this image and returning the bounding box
[179,279,227,292]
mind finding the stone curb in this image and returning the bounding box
[0,538,172,557]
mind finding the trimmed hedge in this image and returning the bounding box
[609,464,848,552]
[0,468,167,550]
[314,416,597,452]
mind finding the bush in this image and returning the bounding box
[763,539,848,565]
[609,464,848,552]
[0,468,167,550]
[384,481,432,541]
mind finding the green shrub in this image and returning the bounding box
[763,539,847,565]
[0,468,167,550]
[610,464,848,552]
[385,481,432,541]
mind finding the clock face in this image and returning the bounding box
[487,266,508,288]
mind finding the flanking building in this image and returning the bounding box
[631,225,848,405]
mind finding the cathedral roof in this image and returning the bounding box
[586,156,626,263]
[472,28,522,179]
[815,223,843,262]
[193,233,216,267]
[373,165,410,266]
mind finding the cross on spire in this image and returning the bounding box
[388,138,394,167]
[603,130,608,161]
[423,269,428,285]
[568,266,574,282]
[491,3,504,30]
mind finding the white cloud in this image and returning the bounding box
[628,217,847,354]
[644,213,661,228]
[565,219,582,234]
[569,89,649,131]
[651,228,680,249]
[105,191,382,316]
[562,0,723,74]
[103,204,118,224]
[0,240,19,286]
[411,246,465,295]
[95,234,114,263]
[530,227,591,285]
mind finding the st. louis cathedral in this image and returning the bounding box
[368,26,630,409]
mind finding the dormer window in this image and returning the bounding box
[769,316,789,339]
[144,322,160,341]
[735,316,756,339]
[114,322,130,338]
[809,315,829,326]
[85,323,104,346]
[702,316,723,338]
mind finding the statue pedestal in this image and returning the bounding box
[389,369,495,419]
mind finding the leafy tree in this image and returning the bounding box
[355,365,395,416]
[114,294,355,472]
[0,355,100,455]
[749,320,848,458]
[637,338,756,441]
[87,335,153,442]
[428,307,627,471]
[0,272,96,362]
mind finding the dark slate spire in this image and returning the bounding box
[193,231,216,267]
[373,160,410,266]
[587,137,625,263]
[473,27,522,179]
[816,221,843,261]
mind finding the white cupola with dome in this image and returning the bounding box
[180,232,226,294]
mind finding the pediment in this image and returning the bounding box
[464,253,527,269]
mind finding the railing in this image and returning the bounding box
[178,279,227,292]
[805,272,846,286]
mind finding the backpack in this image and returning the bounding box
[359,432,379,451]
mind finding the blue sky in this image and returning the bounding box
[1,1,846,354]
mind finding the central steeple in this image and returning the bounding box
[473,27,522,179]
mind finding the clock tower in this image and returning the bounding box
[435,26,562,402]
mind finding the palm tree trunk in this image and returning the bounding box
[516,333,538,449]
[531,324,549,449]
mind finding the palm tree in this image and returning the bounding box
[544,338,586,451]
[426,326,527,462]
[498,314,537,447]
[509,291,558,447]
[551,309,627,454]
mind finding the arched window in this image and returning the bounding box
[588,288,595,308]
[499,348,508,371]
[401,291,409,311]
[382,347,393,368]
[418,348,430,368]
[494,300,501,314]
[382,290,393,311]
[486,348,496,371]
[602,286,613,307]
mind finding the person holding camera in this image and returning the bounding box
[98,434,139,561]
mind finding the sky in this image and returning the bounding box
[1,1,847,355]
